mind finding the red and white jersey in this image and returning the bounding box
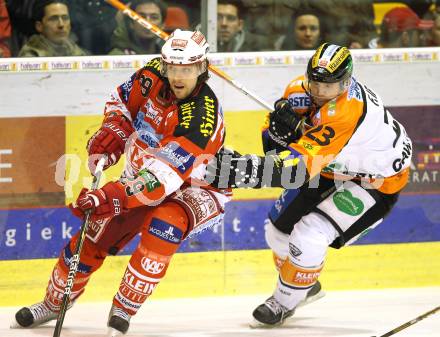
[268,75,412,194]
[103,57,226,203]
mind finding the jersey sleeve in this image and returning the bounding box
[103,57,162,123]
[262,76,306,135]
[261,75,312,154]
[156,86,225,181]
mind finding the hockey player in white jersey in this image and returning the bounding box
[208,43,412,326]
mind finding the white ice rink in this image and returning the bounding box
[1,288,439,337]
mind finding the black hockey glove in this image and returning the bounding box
[268,99,304,147]
[206,148,304,189]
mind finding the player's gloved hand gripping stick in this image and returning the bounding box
[53,155,107,337]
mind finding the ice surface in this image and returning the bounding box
[1,287,439,337]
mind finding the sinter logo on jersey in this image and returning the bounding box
[201,96,216,137]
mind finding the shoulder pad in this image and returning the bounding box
[138,57,162,79]
[287,75,306,90]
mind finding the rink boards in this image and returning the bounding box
[1,50,440,306]
[1,110,440,306]
[1,110,440,258]
[1,241,440,306]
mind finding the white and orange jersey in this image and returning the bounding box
[103,57,226,206]
[273,75,412,194]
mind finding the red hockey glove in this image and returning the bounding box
[69,182,127,222]
[87,115,134,172]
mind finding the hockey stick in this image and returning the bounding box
[53,156,107,337]
[105,0,272,111]
[373,305,440,337]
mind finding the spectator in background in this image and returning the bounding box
[433,1,440,17]
[164,1,194,31]
[18,0,87,57]
[369,7,434,48]
[427,15,440,46]
[396,0,434,19]
[163,5,190,33]
[303,0,376,48]
[275,9,322,51]
[0,0,11,57]
[68,0,127,55]
[6,0,37,56]
[217,0,271,52]
[109,0,166,55]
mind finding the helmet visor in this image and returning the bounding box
[306,78,349,105]
[162,62,206,80]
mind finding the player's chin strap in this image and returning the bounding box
[104,0,272,111]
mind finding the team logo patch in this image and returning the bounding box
[134,111,163,148]
[298,139,320,155]
[122,168,161,196]
[288,94,311,108]
[333,190,364,216]
[318,59,328,67]
[293,270,321,284]
[171,39,188,49]
[348,79,362,101]
[189,54,204,62]
[118,73,136,103]
[179,101,196,129]
[140,257,166,274]
[327,99,337,116]
[289,243,302,257]
[86,217,110,243]
[200,95,216,137]
[191,31,206,46]
[148,218,183,244]
[328,48,350,72]
[143,99,163,125]
[156,142,195,174]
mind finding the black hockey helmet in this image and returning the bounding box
[306,43,353,83]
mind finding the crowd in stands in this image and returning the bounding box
[0,0,439,58]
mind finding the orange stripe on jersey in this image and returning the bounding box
[321,167,409,195]
[283,76,305,99]
[375,167,409,194]
[279,259,323,289]
[272,252,286,272]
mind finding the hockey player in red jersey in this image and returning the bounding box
[208,43,412,327]
[13,29,230,336]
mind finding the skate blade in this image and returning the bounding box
[249,318,278,329]
[10,320,24,329]
[297,290,326,308]
[10,318,54,329]
[249,315,295,329]
[107,327,125,336]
